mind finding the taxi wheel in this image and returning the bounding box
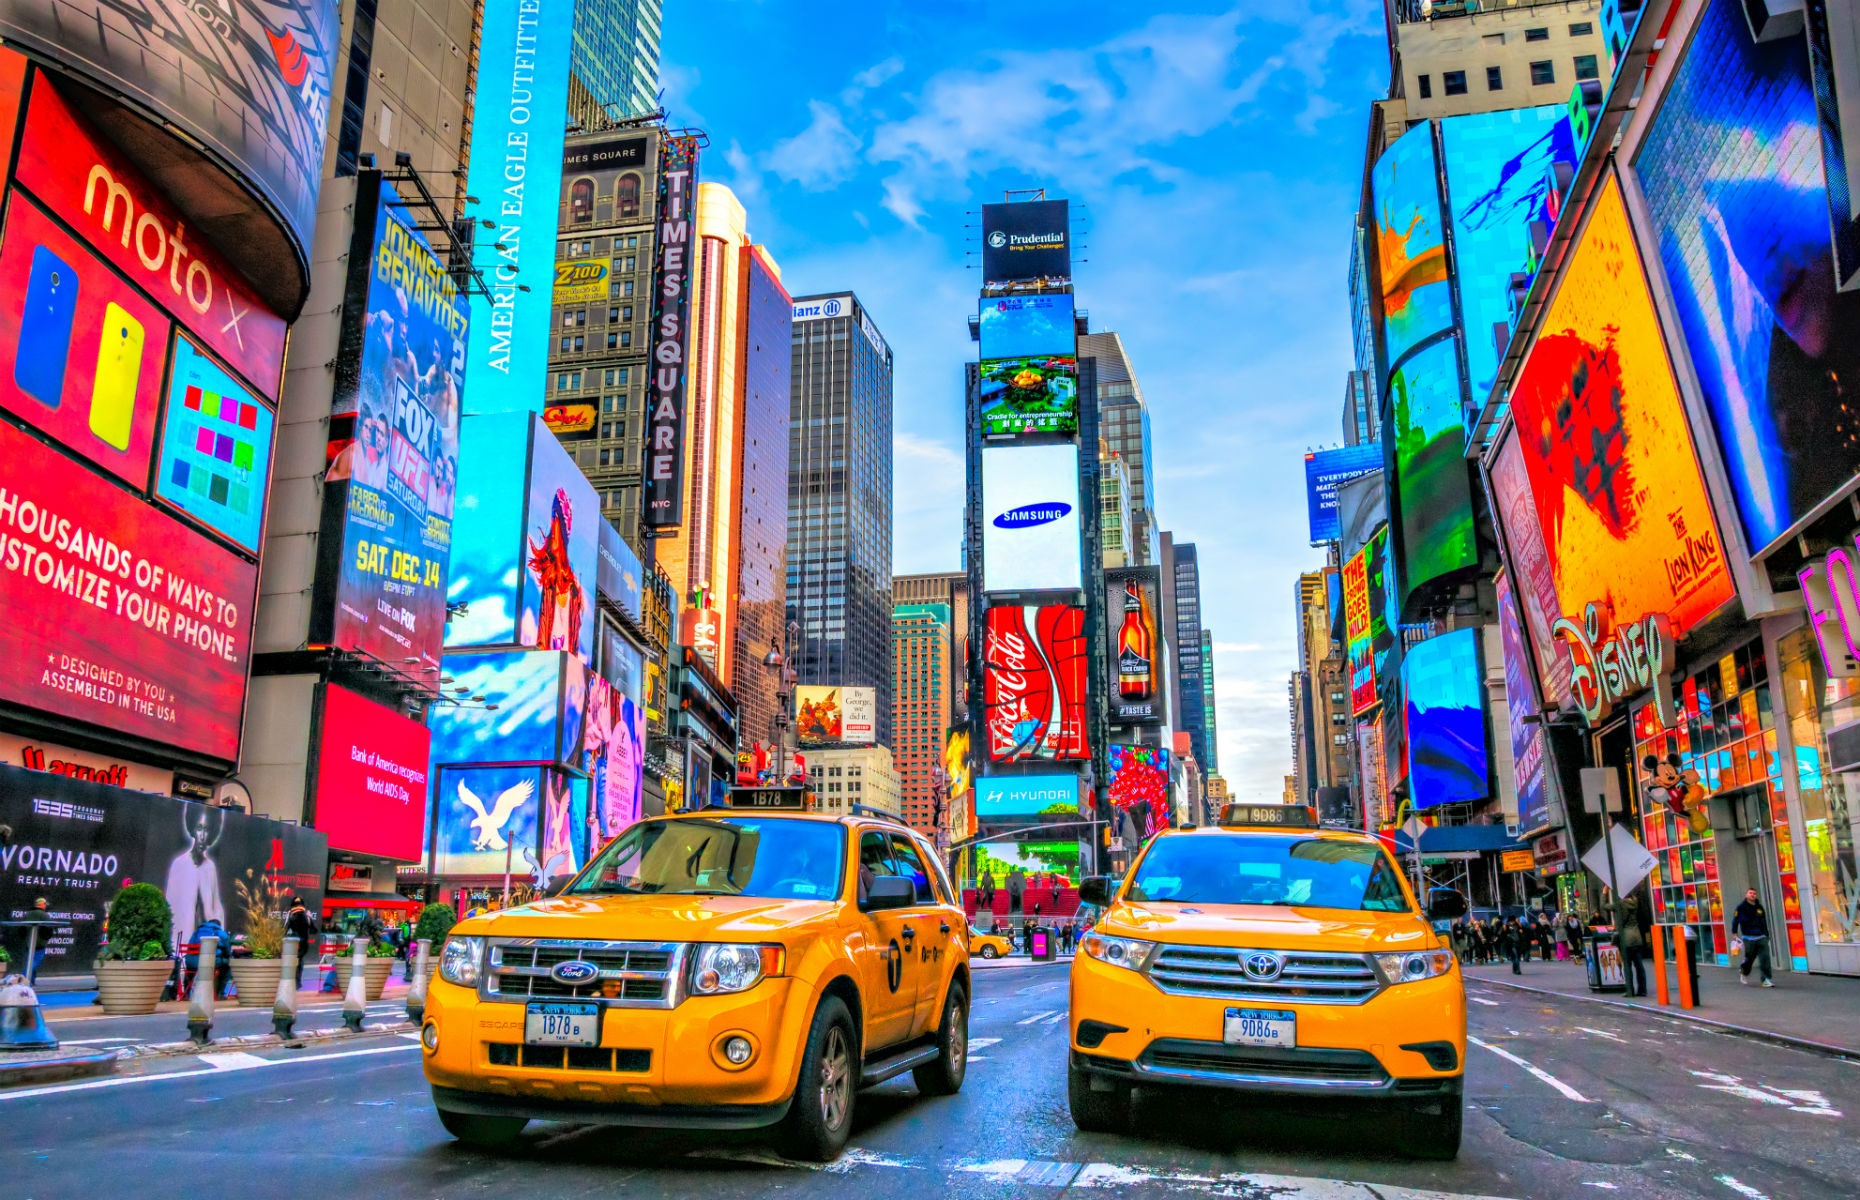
[1398,1097,1463,1160]
[1067,1059,1129,1133]
[980,946,1000,959]
[912,983,968,1096]
[778,995,857,1162]
[436,1108,528,1147]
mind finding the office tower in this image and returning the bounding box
[1200,628,1219,775]
[1342,369,1378,447]
[1080,332,1158,566]
[1386,0,1607,120]
[570,0,664,129]
[894,604,954,836]
[1168,541,1209,771]
[1100,446,1134,568]
[892,571,971,724]
[787,292,896,747]
[804,747,902,817]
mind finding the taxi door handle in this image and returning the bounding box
[939,923,950,935]
[901,926,917,943]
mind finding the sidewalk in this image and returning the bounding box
[1465,956,1860,1059]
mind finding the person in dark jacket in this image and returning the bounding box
[1502,918,1524,974]
[1731,888,1774,987]
[1611,892,1648,997]
[284,897,316,990]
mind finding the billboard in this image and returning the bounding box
[794,685,878,745]
[519,430,598,665]
[154,337,277,555]
[0,1,340,297]
[1336,468,1387,564]
[1488,431,1573,706]
[978,354,1079,437]
[1372,122,1452,374]
[1401,628,1488,810]
[978,294,1075,360]
[444,411,529,648]
[460,0,573,417]
[981,443,1082,593]
[975,773,1078,821]
[553,260,609,305]
[643,135,701,528]
[315,174,464,679]
[310,683,430,862]
[432,764,543,878]
[1104,567,1164,723]
[1107,744,1170,837]
[1343,540,1377,715]
[1508,176,1734,638]
[584,674,645,838]
[982,605,1089,762]
[596,518,644,623]
[0,764,327,975]
[1636,0,1860,557]
[1496,575,1553,835]
[1388,336,1476,601]
[1439,105,1574,401]
[427,650,582,771]
[980,199,1070,283]
[1304,442,1384,544]
[0,421,257,762]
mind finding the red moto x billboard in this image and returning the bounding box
[0,421,258,762]
[310,683,430,861]
[982,604,1089,763]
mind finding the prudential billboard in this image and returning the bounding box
[461,0,573,416]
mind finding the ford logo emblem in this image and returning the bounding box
[551,959,600,986]
[1241,951,1284,982]
[992,502,1071,530]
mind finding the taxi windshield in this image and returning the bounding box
[1126,835,1409,913]
[569,818,845,901]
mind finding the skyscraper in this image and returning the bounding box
[1170,541,1209,771]
[731,248,794,747]
[1200,628,1219,775]
[1081,332,1158,566]
[787,293,896,747]
[892,571,971,725]
[893,603,953,836]
[570,0,664,128]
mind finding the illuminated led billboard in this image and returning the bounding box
[982,605,1089,763]
[979,355,1078,438]
[982,444,1082,593]
[1342,541,1377,715]
[978,294,1075,360]
[1401,628,1487,810]
[981,200,1070,283]
[1496,575,1553,834]
[1508,176,1734,638]
[432,764,543,878]
[1387,337,1475,602]
[1372,122,1452,374]
[1488,430,1573,706]
[1108,745,1171,837]
[1304,442,1383,544]
[155,338,277,556]
[975,774,1078,820]
[1104,567,1164,724]
[1637,0,1860,557]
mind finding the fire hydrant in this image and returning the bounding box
[0,974,58,1051]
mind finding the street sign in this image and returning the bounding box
[1578,766,1623,814]
[1501,849,1535,872]
[1108,837,1126,852]
[1401,815,1426,841]
[1580,823,1657,893]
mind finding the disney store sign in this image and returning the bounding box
[1553,603,1678,729]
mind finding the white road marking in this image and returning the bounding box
[1042,1010,1068,1025]
[1469,997,1500,1006]
[824,1148,919,1174]
[200,1052,271,1071]
[1665,1147,1699,1163]
[0,1042,418,1101]
[1468,1035,1590,1102]
[1691,1072,1842,1116]
[1576,1026,1626,1042]
[1017,1009,1062,1025]
[1715,1177,1771,1200]
[1581,1184,1618,1190]
[969,1037,1002,1050]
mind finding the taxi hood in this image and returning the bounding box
[1104,902,1435,953]
[453,893,839,943]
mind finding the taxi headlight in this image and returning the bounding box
[439,936,483,988]
[690,944,784,995]
[1373,949,1454,985]
[1080,933,1155,972]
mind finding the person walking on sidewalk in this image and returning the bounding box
[1732,888,1775,987]
[285,896,315,990]
[1502,917,1524,974]
[1611,891,1649,997]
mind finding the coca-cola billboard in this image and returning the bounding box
[982,604,1089,763]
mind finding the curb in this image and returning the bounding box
[1469,976,1860,1062]
[0,1049,118,1089]
[119,1018,417,1061]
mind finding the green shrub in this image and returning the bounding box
[340,939,398,959]
[414,902,456,946]
[97,884,172,963]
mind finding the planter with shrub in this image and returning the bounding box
[336,939,399,1000]
[94,884,174,1015]
[228,870,288,1007]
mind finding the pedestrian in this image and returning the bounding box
[1538,915,1554,962]
[1563,913,1584,962]
[285,896,315,990]
[1502,917,1523,974]
[980,870,996,915]
[1611,891,1648,997]
[1731,888,1775,987]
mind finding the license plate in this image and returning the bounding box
[525,1001,600,1047]
[1223,1007,1296,1048]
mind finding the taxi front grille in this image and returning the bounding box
[1145,945,1381,1005]
[483,939,686,1008]
[1141,1041,1389,1086]
[488,1043,652,1072]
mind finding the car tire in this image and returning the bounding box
[1067,1057,1129,1133]
[1398,1095,1462,1160]
[777,994,857,1162]
[912,983,968,1096]
[980,946,999,959]
[436,1107,528,1147]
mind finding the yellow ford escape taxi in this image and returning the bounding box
[421,796,970,1161]
[1069,802,1468,1159]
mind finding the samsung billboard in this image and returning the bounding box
[981,444,1083,594]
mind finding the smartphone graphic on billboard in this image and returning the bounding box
[88,302,144,450]
[16,245,78,406]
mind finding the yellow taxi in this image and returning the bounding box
[1068,802,1468,1159]
[421,796,971,1161]
[969,926,1014,959]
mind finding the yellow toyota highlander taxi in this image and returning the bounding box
[421,799,970,1161]
[1069,803,1468,1158]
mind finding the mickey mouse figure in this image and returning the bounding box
[1642,753,1711,834]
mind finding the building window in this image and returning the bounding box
[1443,70,1467,96]
[619,330,632,347]
[1569,21,1593,36]
[569,178,594,224]
[1486,65,1503,90]
[617,173,641,219]
[1417,74,1431,99]
[1525,26,1549,42]
[607,331,619,349]
[1530,60,1555,85]
[609,306,620,322]
[1573,54,1599,80]
[622,279,634,297]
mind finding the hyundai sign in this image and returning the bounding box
[981,444,1083,594]
[976,773,1079,821]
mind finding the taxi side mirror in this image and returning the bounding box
[1426,888,1468,921]
[863,876,915,911]
[1077,876,1114,908]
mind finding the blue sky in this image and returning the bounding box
[663,2,1389,802]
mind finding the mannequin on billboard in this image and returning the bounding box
[164,806,226,951]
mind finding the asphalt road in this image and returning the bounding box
[6,965,1856,1199]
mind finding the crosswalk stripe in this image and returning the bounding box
[1017,1009,1061,1025]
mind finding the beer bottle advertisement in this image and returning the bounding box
[1105,567,1166,724]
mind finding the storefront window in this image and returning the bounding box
[1777,628,1860,945]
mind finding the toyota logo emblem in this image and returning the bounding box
[551,959,599,986]
[1241,951,1284,981]
[988,230,1007,248]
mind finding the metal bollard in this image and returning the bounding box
[406,939,432,1025]
[274,936,301,1038]
[187,935,218,1045]
[342,936,369,1032]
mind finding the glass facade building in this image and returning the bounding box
[894,603,953,835]
[1172,542,1209,771]
[570,0,664,126]
[1081,332,1157,566]
[731,248,793,747]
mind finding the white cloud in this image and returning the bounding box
[845,55,905,104]
[768,101,863,189]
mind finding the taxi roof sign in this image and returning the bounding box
[727,786,809,811]
[1220,802,1318,829]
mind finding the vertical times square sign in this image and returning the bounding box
[643,136,700,529]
